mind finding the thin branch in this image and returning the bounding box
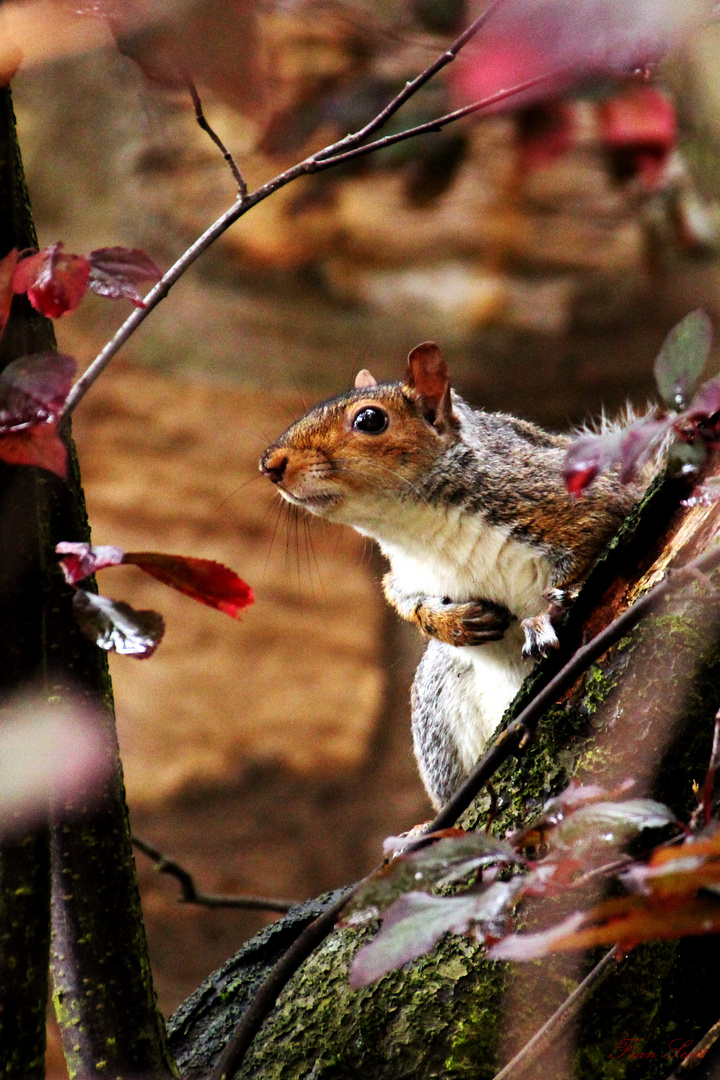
[62,38,549,418]
[132,836,297,914]
[665,1016,720,1078]
[491,950,618,1080]
[185,78,247,197]
[313,71,559,170]
[311,0,505,163]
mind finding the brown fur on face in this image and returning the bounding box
[259,380,457,519]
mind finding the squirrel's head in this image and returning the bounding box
[260,342,459,526]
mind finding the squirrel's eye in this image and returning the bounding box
[352,406,388,434]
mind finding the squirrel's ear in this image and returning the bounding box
[405,342,455,432]
[354,369,377,388]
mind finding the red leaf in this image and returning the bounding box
[617,417,671,484]
[687,376,720,421]
[72,589,165,658]
[0,249,18,338]
[123,552,254,617]
[88,247,162,307]
[451,0,709,114]
[0,422,68,479]
[0,352,76,431]
[563,414,669,495]
[599,85,677,191]
[348,891,488,988]
[563,430,622,496]
[56,541,125,584]
[13,243,91,318]
[564,462,599,498]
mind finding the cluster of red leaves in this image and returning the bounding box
[0,243,160,479]
[519,85,677,192]
[0,243,161,331]
[57,542,254,659]
[564,310,720,497]
[346,781,689,988]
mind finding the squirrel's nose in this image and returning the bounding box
[261,451,288,484]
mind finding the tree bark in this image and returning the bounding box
[168,463,720,1080]
[0,85,176,1079]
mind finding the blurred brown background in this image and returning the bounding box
[11,0,720,1037]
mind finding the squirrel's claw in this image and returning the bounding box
[413,596,513,647]
[453,600,514,646]
[521,612,560,660]
[440,598,514,647]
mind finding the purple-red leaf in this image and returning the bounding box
[617,417,671,484]
[13,243,91,318]
[348,892,485,989]
[563,429,623,497]
[56,541,125,584]
[549,799,676,855]
[488,912,588,961]
[0,352,76,431]
[123,552,254,617]
[686,376,720,420]
[0,353,76,479]
[348,830,522,916]
[563,415,669,496]
[654,310,713,411]
[72,589,165,658]
[88,247,162,307]
[452,0,710,115]
[55,543,254,624]
[0,422,68,479]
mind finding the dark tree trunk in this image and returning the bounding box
[169,465,720,1080]
[0,85,176,1080]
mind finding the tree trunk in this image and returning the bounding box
[168,463,720,1079]
[0,85,176,1079]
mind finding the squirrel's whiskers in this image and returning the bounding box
[260,342,646,809]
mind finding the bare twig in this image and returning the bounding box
[132,836,297,914]
[185,78,247,197]
[204,541,720,1077]
[311,0,505,162]
[665,1016,720,1078]
[313,71,557,169]
[62,33,550,418]
[491,950,618,1080]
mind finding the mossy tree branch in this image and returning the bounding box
[170,457,720,1079]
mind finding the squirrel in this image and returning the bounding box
[260,342,639,809]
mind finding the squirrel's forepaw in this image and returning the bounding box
[521,613,559,660]
[453,596,515,643]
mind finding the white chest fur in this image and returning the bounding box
[372,502,552,621]
[362,503,549,769]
